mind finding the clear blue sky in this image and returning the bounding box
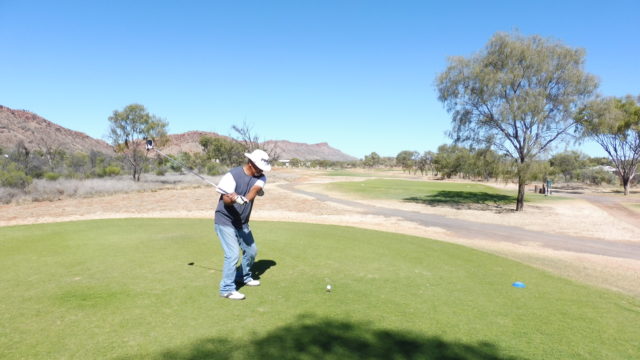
[1,0,638,159]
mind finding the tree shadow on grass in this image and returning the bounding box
[142,315,525,360]
[405,191,516,213]
[610,189,640,195]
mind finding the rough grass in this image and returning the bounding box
[1,219,639,359]
[0,173,220,204]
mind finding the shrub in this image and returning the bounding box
[155,167,167,176]
[0,187,20,204]
[206,162,226,176]
[98,165,122,177]
[578,168,617,185]
[44,172,61,181]
[0,168,33,189]
[289,158,303,167]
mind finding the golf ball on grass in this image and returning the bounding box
[326,284,332,292]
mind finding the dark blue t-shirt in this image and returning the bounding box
[214,166,266,228]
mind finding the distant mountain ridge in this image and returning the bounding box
[263,140,357,162]
[0,105,357,161]
[163,133,357,162]
[0,105,113,154]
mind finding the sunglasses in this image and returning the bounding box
[249,160,263,174]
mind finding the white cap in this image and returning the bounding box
[245,149,271,172]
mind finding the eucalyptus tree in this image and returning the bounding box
[436,32,598,210]
[396,150,417,173]
[107,104,168,181]
[363,152,381,168]
[469,147,504,181]
[199,135,246,167]
[549,151,588,182]
[433,144,470,179]
[415,151,434,176]
[576,95,640,195]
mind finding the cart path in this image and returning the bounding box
[283,183,640,261]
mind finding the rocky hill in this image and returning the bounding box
[0,105,113,154]
[0,105,357,161]
[161,135,357,161]
[161,131,230,155]
[264,140,358,161]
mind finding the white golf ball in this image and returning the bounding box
[326,284,332,291]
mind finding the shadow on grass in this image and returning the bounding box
[252,259,277,279]
[405,191,516,212]
[141,315,523,360]
[236,259,277,290]
[610,189,640,195]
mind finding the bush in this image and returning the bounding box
[0,187,21,204]
[0,168,33,189]
[578,168,617,185]
[97,165,122,177]
[44,172,61,181]
[155,167,167,176]
[206,162,226,176]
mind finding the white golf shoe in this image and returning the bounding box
[244,279,261,286]
[221,291,246,300]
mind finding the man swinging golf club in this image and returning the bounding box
[215,149,271,300]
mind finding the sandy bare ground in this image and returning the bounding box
[1,168,639,298]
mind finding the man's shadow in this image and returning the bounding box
[236,259,277,289]
[252,259,277,278]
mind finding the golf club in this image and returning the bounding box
[145,139,246,204]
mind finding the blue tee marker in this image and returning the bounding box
[512,281,526,288]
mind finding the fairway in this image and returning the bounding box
[1,219,639,359]
[325,178,555,206]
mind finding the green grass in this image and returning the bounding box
[325,178,556,206]
[1,219,639,359]
[326,170,377,177]
[326,169,400,177]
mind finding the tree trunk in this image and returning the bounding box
[516,176,526,211]
[133,167,141,182]
[623,178,630,196]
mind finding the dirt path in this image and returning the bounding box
[1,169,639,298]
[555,189,640,228]
[284,183,640,260]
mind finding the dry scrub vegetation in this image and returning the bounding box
[0,173,220,204]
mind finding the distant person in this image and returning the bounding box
[214,149,271,300]
[545,179,552,196]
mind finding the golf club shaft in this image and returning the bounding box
[151,148,223,192]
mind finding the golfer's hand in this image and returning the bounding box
[223,193,247,205]
[222,193,238,204]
